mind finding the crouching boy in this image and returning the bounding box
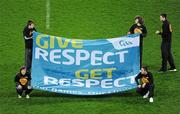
[135,66,154,103]
[15,66,33,99]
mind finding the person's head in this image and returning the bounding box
[27,20,35,29]
[135,16,144,25]
[20,66,27,75]
[160,14,167,21]
[140,66,148,75]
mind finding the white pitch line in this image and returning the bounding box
[46,0,50,30]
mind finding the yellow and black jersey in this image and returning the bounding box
[141,76,149,84]
[15,72,31,86]
[23,26,37,49]
[161,20,172,42]
[129,24,147,38]
[135,72,153,85]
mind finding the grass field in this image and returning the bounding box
[0,0,180,114]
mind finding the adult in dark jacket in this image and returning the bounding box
[156,14,176,72]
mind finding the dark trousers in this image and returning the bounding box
[16,85,33,96]
[161,42,176,70]
[25,48,32,72]
[136,84,154,98]
[140,38,143,69]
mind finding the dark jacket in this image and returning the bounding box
[23,26,36,49]
[159,20,172,43]
[15,72,31,86]
[129,24,147,38]
[135,72,154,85]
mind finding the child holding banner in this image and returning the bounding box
[23,20,37,73]
[15,66,33,99]
[135,66,154,103]
[128,16,147,69]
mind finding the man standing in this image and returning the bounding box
[156,14,176,72]
[128,16,147,69]
[23,20,36,73]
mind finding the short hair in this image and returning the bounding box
[142,66,148,72]
[135,16,144,25]
[160,13,167,18]
[27,20,34,26]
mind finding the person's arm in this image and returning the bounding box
[26,73,31,81]
[141,25,147,37]
[156,29,162,35]
[23,27,29,37]
[33,27,37,32]
[160,21,171,37]
[26,73,32,86]
[135,73,141,85]
[159,29,162,35]
[23,27,33,39]
[29,28,37,38]
[148,72,154,84]
[14,74,20,85]
[169,24,172,32]
[28,75,32,81]
[128,24,135,34]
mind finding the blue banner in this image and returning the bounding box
[32,32,140,95]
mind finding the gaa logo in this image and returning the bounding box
[119,40,133,47]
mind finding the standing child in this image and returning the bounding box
[128,16,147,69]
[23,20,36,73]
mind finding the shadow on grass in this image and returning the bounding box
[2,89,153,106]
[31,89,138,98]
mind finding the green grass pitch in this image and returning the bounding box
[0,0,180,114]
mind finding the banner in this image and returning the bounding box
[32,32,140,95]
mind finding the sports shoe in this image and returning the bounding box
[18,95,22,99]
[143,91,149,99]
[26,94,30,99]
[157,69,166,73]
[149,97,153,103]
[168,68,177,72]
